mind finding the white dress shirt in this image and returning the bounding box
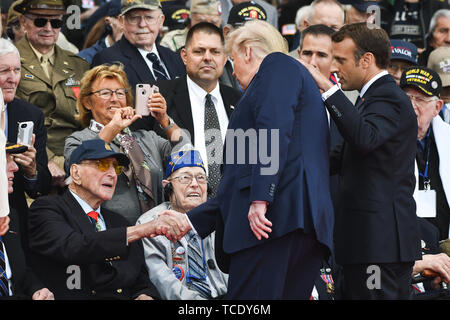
[186,76,228,172]
[69,190,106,231]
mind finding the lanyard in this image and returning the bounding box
[418,129,431,190]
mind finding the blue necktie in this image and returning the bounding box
[187,231,211,298]
[147,53,169,81]
[0,237,9,296]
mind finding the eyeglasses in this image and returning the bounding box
[388,63,411,74]
[89,88,128,100]
[406,93,439,105]
[25,14,63,29]
[80,159,124,175]
[168,174,207,185]
[0,67,21,77]
[125,14,161,25]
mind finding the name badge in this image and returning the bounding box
[416,189,437,218]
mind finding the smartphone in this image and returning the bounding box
[135,84,152,116]
[17,121,34,146]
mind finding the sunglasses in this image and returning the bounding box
[25,15,63,29]
[80,159,124,175]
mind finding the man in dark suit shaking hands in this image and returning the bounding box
[161,20,335,299]
[301,22,422,299]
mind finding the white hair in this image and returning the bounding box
[0,38,20,60]
[295,5,310,28]
[429,9,450,35]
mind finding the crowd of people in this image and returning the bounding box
[0,0,449,301]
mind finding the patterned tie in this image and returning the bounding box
[146,53,169,81]
[0,237,9,296]
[87,211,102,232]
[186,231,211,299]
[204,94,223,198]
[120,128,155,213]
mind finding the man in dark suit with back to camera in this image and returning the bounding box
[161,20,334,300]
[302,22,422,299]
[0,142,53,300]
[91,0,186,91]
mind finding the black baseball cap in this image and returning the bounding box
[69,139,129,169]
[227,1,266,27]
[400,66,442,97]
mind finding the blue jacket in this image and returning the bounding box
[188,52,334,272]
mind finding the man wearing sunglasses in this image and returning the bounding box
[92,0,186,91]
[14,0,90,190]
[136,149,228,300]
[26,139,188,299]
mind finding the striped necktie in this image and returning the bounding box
[0,237,9,296]
[147,53,169,81]
[186,231,211,299]
[87,211,102,232]
[204,94,223,198]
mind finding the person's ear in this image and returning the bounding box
[434,99,444,116]
[70,164,82,185]
[180,47,188,66]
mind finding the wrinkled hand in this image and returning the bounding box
[297,59,334,93]
[109,107,142,133]
[248,202,272,240]
[148,93,169,126]
[32,288,54,300]
[0,216,10,236]
[155,210,191,242]
[135,294,154,300]
[14,134,37,178]
[417,253,450,284]
[48,160,66,187]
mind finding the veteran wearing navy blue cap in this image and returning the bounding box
[26,139,188,300]
[388,39,418,86]
[136,149,228,300]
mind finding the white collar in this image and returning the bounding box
[69,189,101,215]
[186,75,221,103]
[360,70,388,98]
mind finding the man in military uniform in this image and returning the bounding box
[14,0,90,188]
[159,0,222,52]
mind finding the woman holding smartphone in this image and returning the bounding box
[64,64,187,224]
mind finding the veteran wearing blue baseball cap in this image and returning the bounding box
[27,139,188,299]
[388,39,418,86]
[136,149,228,300]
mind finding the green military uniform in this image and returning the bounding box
[15,36,89,160]
[160,27,189,52]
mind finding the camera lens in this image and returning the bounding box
[141,90,146,95]
[21,123,27,128]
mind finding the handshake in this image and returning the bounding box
[127,210,192,243]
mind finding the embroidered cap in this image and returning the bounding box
[165,149,206,179]
[69,139,130,169]
[400,66,442,98]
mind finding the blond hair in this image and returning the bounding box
[225,20,288,60]
[76,63,133,128]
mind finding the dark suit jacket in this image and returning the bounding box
[188,52,334,272]
[132,75,242,140]
[325,74,422,265]
[91,35,186,90]
[27,190,158,300]
[1,208,45,299]
[7,98,51,251]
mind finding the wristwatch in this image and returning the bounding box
[160,116,175,132]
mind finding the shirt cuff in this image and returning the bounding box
[321,84,340,101]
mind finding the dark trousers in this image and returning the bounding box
[226,230,327,300]
[342,262,414,300]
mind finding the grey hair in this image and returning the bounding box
[308,0,344,23]
[429,9,450,35]
[0,38,20,60]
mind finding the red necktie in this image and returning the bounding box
[87,211,101,232]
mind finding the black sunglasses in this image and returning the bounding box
[25,15,63,29]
